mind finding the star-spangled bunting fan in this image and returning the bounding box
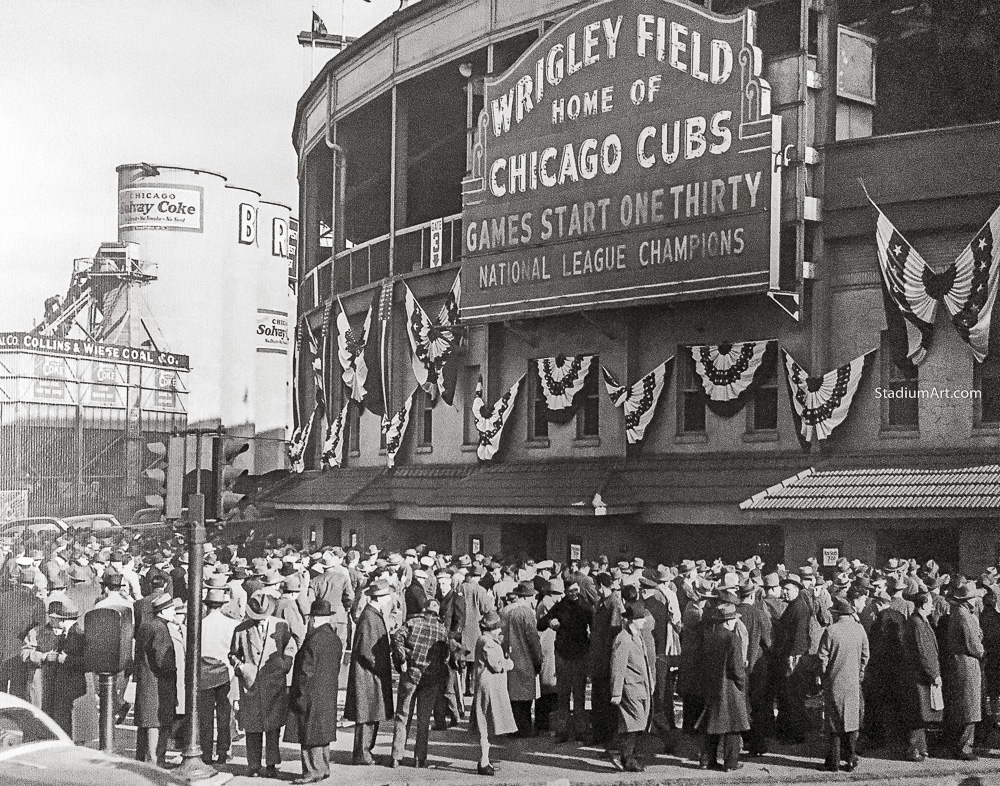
[288,408,317,474]
[536,355,595,424]
[322,400,349,469]
[783,349,876,445]
[602,358,674,444]
[382,389,416,468]
[288,319,304,471]
[689,341,775,416]
[361,282,392,417]
[473,375,524,461]
[337,291,377,403]
[943,202,1000,363]
[404,274,462,404]
[867,191,941,369]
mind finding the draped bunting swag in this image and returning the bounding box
[360,283,391,417]
[602,358,673,444]
[868,189,1000,367]
[337,292,376,404]
[689,340,775,416]
[288,407,317,474]
[383,389,416,468]
[783,349,876,445]
[536,355,595,424]
[322,400,349,469]
[403,274,462,405]
[287,315,327,472]
[473,375,523,461]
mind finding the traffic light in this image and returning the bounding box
[207,436,249,521]
[144,436,184,519]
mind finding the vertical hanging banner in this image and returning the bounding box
[460,0,782,322]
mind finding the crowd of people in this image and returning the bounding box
[2,528,1000,780]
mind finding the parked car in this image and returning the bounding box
[0,691,186,785]
[62,514,124,537]
[0,517,68,545]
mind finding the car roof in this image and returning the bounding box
[2,517,67,528]
[0,691,71,741]
[63,515,121,524]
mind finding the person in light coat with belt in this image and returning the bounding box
[610,600,653,773]
[944,582,985,760]
[472,609,518,776]
[817,592,869,772]
[500,581,542,737]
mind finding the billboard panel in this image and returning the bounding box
[118,183,204,232]
[460,0,781,322]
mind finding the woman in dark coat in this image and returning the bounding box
[696,602,749,772]
[904,591,942,761]
[944,583,985,760]
[133,593,177,766]
[978,585,1000,747]
[345,580,394,765]
[289,600,343,784]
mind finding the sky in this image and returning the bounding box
[0,0,393,331]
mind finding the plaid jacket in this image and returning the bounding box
[392,611,449,684]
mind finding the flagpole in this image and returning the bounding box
[340,0,346,52]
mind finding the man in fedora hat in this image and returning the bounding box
[345,579,396,765]
[775,574,811,743]
[817,593,869,772]
[455,562,495,698]
[199,579,238,765]
[945,581,985,760]
[500,580,542,738]
[590,573,623,750]
[231,591,295,777]
[65,560,100,619]
[21,599,87,736]
[309,548,354,646]
[538,579,592,743]
[134,593,178,767]
[697,602,749,772]
[738,580,773,756]
[646,565,682,733]
[289,599,344,783]
[276,574,307,651]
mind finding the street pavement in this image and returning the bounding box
[114,707,1000,786]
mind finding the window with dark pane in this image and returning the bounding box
[528,360,548,440]
[749,352,778,432]
[975,359,1000,427]
[881,332,918,429]
[418,389,434,447]
[577,358,599,438]
[463,365,480,445]
[678,350,706,434]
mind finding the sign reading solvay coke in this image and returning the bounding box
[119,184,204,232]
[460,0,782,323]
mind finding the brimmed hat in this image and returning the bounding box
[204,574,229,589]
[831,596,855,616]
[47,600,80,619]
[763,572,781,588]
[102,570,123,588]
[152,593,174,613]
[480,610,501,631]
[714,602,740,621]
[680,559,697,573]
[310,599,333,616]
[632,557,645,568]
[419,555,435,568]
[204,588,229,605]
[247,592,276,620]
[283,575,302,593]
[889,575,908,592]
[262,570,283,587]
[387,553,403,566]
[404,548,417,558]
[546,578,565,595]
[654,566,673,583]
[468,563,485,577]
[950,582,978,602]
[67,564,90,583]
[623,600,647,621]
[367,579,392,598]
[514,581,536,598]
[781,574,803,588]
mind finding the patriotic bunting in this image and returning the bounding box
[383,389,416,468]
[473,375,524,461]
[689,341,775,416]
[287,314,327,473]
[783,349,876,444]
[403,274,462,404]
[337,292,376,403]
[944,203,1000,362]
[602,358,673,444]
[288,407,318,474]
[536,355,595,424]
[322,400,349,469]
[361,283,392,417]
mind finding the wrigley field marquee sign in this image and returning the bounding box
[461,0,782,322]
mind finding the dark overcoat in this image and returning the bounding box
[817,615,869,733]
[344,603,394,723]
[904,612,943,726]
[0,586,45,698]
[231,616,294,732]
[133,616,177,728]
[738,601,772,717]
[21,623,88,732]
[696,623,750,735]
[979,603,1000,696]
[288,623,343,746]
[944,603,984,726]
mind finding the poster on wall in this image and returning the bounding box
[461,0,781,322]
[31,354,72,402]
[118,184,204,232]
[257,309,291,354]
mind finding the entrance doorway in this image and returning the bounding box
[876,526,959,575]
[501,522,548,562]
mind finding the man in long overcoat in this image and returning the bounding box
[738,581,773,755]
[230,591,296,777]
[456,565,495,695]
[904,590,943,760]
[289,599,343,784]
[866,591,909,749]
[433,569,464,728]
[944,582,985,760]
[0,571,46,698]
[590,574,623,748]
[134,593,177,766]
[775,575,811,743]
[817,594,869,772]
[610,601,653,772]
[345,579,395,765]
[20,600,87,735]
[696,602,750,772]
[500,581,542,737]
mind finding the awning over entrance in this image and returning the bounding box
[271,467,386,511]
[741,452,1000,516]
